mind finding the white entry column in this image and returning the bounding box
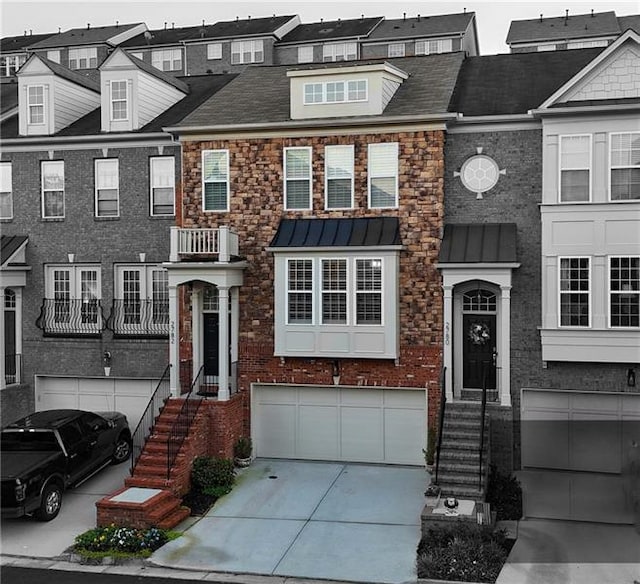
[443,284,454,402]
[499,285,512,407]
[218,286,230,401]
[168,283,179,396]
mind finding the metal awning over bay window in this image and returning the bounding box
[268,217,402,360]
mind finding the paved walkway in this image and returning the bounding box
[150,459,426,584]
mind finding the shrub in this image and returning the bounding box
[74,525,170,556]
[486,464,523,520]
[233,436,252,459]
[424,426,437,466]
[191,456,235,497]
[417,523,511,583]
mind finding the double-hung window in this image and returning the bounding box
[388,43,405,57]
[202,150,229,211]
[356,258,382,324]
[112,265,168,335]
[207,43,222,60]
[325,145,353,209]
[322,42,357,61]
[41,161,64,218]
[609,257,639,328]
[1,55,26,76]
[610,132,640,201]
[368,143,399,208]
[0,162,12,219]
[322,259,347,324]
[415,39,453,55]
[559,257,590,327]
[27,85,45,125]
[68,47,97,69]
[560,135,591,202]
[95,159,119,217]
[150,157,175,215]
[287,259,313,324]
[110,80,128,121]
[230,40,264,64]
[298,46,314,63]
[284,147,312,210]
[43,265,101,334]
[151,48,182,71]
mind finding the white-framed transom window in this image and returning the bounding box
[610,132,640,201]
[560,134,591,202]
[415,38,452,55]
[110,80,128,121]
[0,162,13,219]
[95,158,119,217]
[231,39,264,64]
[41,160,64,218]
[322,42,357,62]
[368,142,399,208]
[207,43,222,60]
[150,156,175,216]
[325,145,354,209]
[609,256,639,328]
[152,48,182,71]
[68,47,97,69]
[27,85,45,125]
[559,257,590,327]
[284,147,312,210]
[202,149,229,212]
[297,45,314,63]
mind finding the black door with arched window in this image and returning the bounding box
[462,288,496,390]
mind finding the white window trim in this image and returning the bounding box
[68,47,97,70]
[286,258,315,325]
[207,43,223,60]
[388,43,405,57]
[559,134,592,203]
[45,264,102,298]
[284,146,312,211]
[41,160,64,219]
[324,145,354,210]
[27,84,45,125]
[558,256,591,328]
[0,161,13,219]
[608,255,640,329]
[297,45,314,63]
[230,39,264,65]
[415,38,453,55]
[149,156,175,216]
[202,149,230,212]
[151,48,182,71]
[94,158,120,218]
[609,131,640,203]
[303,79,368,105]
[110,80,128,122]
[46,50,61,63]
[368,142,399,209]
[322,42,357,62]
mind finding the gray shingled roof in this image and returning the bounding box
[177,52,464,129]
[367,12,474,40]
[1,32,56,53]
[27,23,145,49]
[1,84,19,114]
[24,54,101,92]
[618,15,640,35]
[1,235,28,266]
[506,11,620,44]
[439,224,517,263]
[115,50,189,93]
[279,17,383,44]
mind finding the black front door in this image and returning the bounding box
[462,314,496,389]
[4,309,15,382]
[203,313,219,377]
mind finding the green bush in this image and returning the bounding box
[486,464,523,520]
[233,436,252,459]
[417,524,511,583]
[74,524,170,556]
[191,456,235,495]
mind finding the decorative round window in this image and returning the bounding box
[460,155,500,195]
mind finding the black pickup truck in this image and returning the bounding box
[1,409,131,521]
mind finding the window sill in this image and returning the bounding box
[94,216,120,221]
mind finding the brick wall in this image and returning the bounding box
[180,130,445,427]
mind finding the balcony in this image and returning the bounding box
[169,226,239,263]
[36,299,106,337]
[106,299,169,338]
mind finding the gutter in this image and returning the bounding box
[0,131,178,147]
[450,112,535,125]
[530,102,640,117]
[164,112,458,135]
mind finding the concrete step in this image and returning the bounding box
[436,461,480,474]
[460,388,499,401]
[436,483,485,500]
[440,437,484,450]
[156,506,191,530]
[443,417,483,429]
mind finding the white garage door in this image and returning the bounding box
[35,375,167,432]
[252,384,426,465]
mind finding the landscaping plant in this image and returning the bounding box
[183,455,236,515]
[486,464,523,520]
[74,524,171,558]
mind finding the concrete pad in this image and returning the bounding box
[311,464,425,525]
[209,459,343,520]
[109,487,162,503]
[274,521,421,584]
[150,516,306,574]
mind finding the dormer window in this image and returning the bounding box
[322,43,357,62]
[231,40,263,65]
[152,49,182,71]
[110,80,128,121]
[303,80,367,105]
[416,39,452,55]
[69,47,97,69]
[27,85,45,124]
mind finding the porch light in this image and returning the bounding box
[332,359,341,385]
[628,368,636,388]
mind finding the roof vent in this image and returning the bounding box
[591,9,594,17]
[87,23,91,29]
[564,9,569,25]
[403,12,406,21]
[171,22,175,29]
[116,21,119,27]
[539,14,543,22]
[164,22,167,30]
[417,14,421,22]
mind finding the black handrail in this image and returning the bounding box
[130,364,171,474]
[434,366,446,485]
[167,365,204,480]
[478,361,488,490]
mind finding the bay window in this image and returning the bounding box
[609,257,639,328]
[559,257,590,327]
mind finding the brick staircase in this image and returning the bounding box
[98,398,199,529]
[433,401,490,501]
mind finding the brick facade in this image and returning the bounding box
[179,129,446,427]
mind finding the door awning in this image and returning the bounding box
[438,223,517,264]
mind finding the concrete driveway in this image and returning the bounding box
[150,459,426,584]
[0,463,130,557]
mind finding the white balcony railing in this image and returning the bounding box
[170,226,239,263]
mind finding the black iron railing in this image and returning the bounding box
[167,365,204,479]
[106,299,169,337]
[4,353,22,385]
[130,364,171,475]
[36,299,106,336]
[434,366,446,485]
[478,361,489,489]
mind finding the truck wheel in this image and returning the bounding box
[112,434,131,464]
[36,482,62,521]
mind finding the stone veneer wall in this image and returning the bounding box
[180,130,446,426]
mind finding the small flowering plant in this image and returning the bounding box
[74,524,171,556]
